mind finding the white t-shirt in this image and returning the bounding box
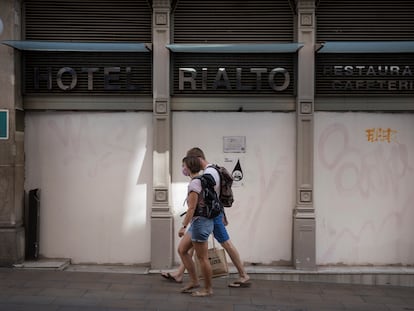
[187,178,202,195]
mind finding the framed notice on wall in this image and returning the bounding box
[0,109,9,140]
[223,136,246,153]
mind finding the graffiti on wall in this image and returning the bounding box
[318,123,411,198]
[365,128,398,143]
[316,116,414,265]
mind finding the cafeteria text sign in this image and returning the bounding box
[322,65,414,91]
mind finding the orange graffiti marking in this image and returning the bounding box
[365,128,397,143]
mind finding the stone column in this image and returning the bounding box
[293,0,316,270]
[150,0,174,269]
[0,0,25,266]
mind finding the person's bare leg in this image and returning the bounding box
[162,263,185,283]
[192,241,213,296]
[221,240,250,283]
[163,245,194,283]
[177,233,199,291]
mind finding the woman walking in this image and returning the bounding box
[178,155,214,297]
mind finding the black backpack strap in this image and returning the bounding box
[201,173,216,188]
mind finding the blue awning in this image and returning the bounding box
[166,43,303,53]
[317,41,414,54]
[1,40,151,52]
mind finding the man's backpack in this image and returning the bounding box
[211,164,234,207]
[194,173,224,219]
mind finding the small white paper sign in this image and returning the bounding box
[223,136,246,153]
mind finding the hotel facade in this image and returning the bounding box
[0,0,413,270]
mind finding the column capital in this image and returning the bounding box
[297,0,316,10]
[298,100,314,115]
[297,0,316,35]
[152,0,170,9]
[154,99,169,115]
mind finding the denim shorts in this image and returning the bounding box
[188,213,229,243]
[213,213,230,243]
[190,216,214,242]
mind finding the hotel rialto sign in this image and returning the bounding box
[24,51,294,95]
[30,66,291,92]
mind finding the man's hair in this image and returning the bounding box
[182,155,202,174]
[186,147,206,160]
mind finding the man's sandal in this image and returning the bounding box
[180,284,200,294]
[228,280,252,288]
[161,272,182,283]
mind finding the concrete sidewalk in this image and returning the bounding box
[1,266,414,311]
[13,259,414,287]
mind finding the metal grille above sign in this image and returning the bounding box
[24,0,152,42]
[173,0,294,43]
[316,0,414,41]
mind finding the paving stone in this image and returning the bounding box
[7,295,56,305]
[0,304,58,311]
[342,302,390,311]
[386,304,414,311]
[321,293,365,304]
[51,296,101,307]
[234,305,284,311]
[39,287,87,297]
[305,302,346,311]
[383,287,414,297]
[83,289,125,299]
[57,307,107,311]
[251,295,286,306]
[291,293,323,303]
[98,297,149,309]
[187,300,233,311]
[107,283,150,293]
[60,272,104,283]
[65,281,110,290]
[362,295,406,305]
[24,280,67,289]
[148,299,190,311]
[2,286,43,296]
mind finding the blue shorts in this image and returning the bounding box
[213,213,230,243]
[190,217,214,242]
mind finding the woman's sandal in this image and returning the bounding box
[191,290,213,297]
